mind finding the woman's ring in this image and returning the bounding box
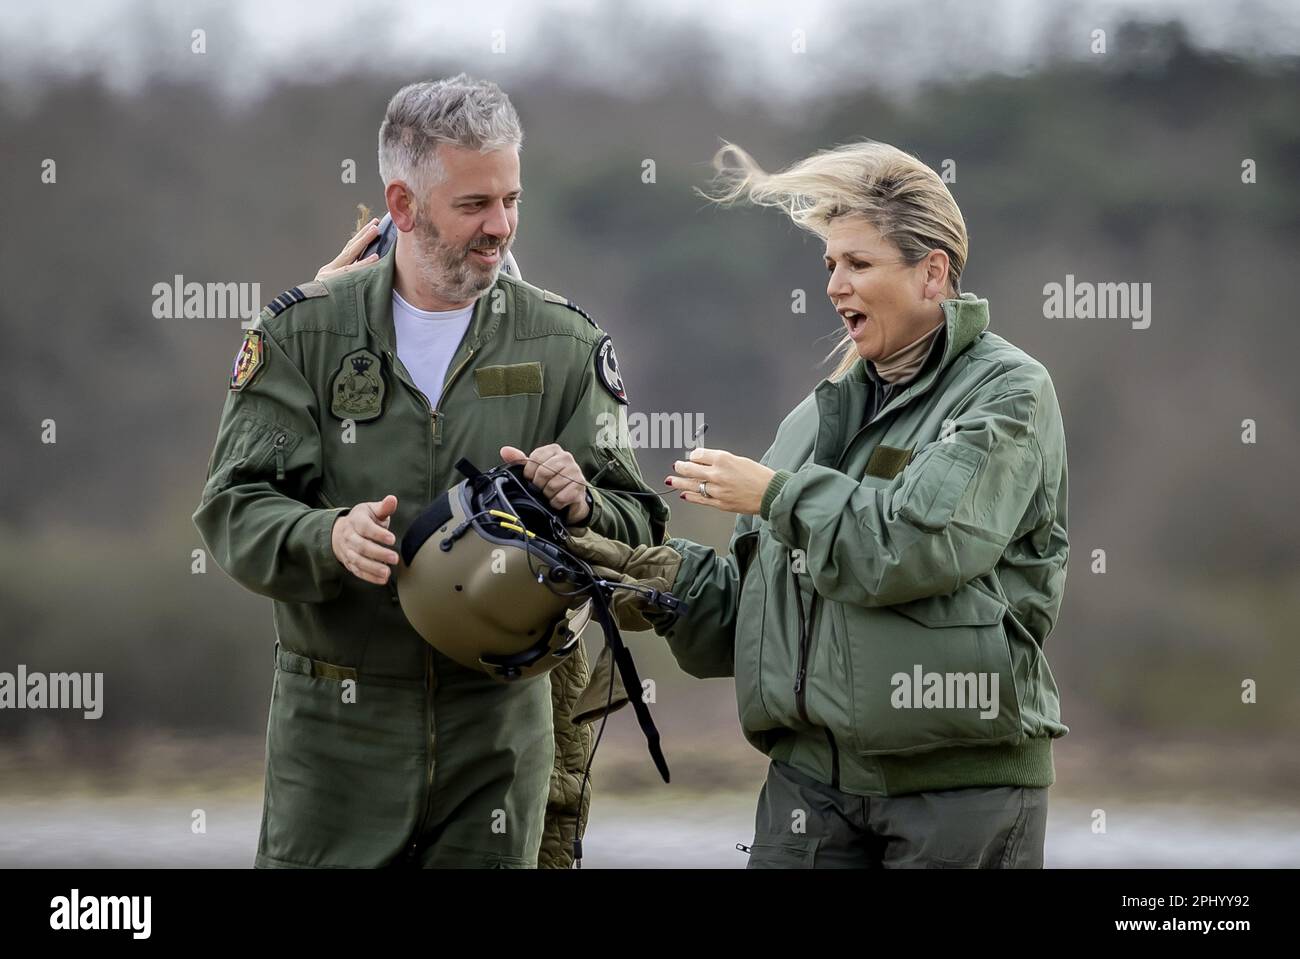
[699,481,710,498]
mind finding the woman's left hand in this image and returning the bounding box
[667,447,775,515]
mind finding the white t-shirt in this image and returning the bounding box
[392,290,475,407]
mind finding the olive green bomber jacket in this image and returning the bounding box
[658,294,1069,796]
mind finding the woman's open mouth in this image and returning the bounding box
[839,308,868,340]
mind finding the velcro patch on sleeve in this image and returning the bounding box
[474,362,545,397]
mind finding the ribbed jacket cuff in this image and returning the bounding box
[760,469,794,520]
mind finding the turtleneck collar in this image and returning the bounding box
[866,317,946,386]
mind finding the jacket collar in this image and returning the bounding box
[837,292,988,405]
[356,242,503,353]
[811,294,990,464]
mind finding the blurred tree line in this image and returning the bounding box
[0,21,1296,791]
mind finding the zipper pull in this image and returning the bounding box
[431,410,443,446]
[272,432,288,481]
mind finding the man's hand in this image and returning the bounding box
[500,444,591,525]
[331,494,400,585]
[316,219,381,282]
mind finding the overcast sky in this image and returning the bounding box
[3,0,1298,106]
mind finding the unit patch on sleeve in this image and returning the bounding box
[595,334,628,405]
[230,329,265,392]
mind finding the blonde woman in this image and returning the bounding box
[570,141,1069,868]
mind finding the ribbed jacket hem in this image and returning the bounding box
[767,734,1055,797]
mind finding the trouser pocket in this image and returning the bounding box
[258,658,425,868]
[870,785,1048,869]
[746,760,877,869]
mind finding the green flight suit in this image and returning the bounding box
[193,245,666,868]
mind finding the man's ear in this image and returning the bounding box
[385,180,418,232]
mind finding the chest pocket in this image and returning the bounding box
[474,362,544,397]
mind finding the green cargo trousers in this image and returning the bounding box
[745,759,1048,868]
[256,644,553,869]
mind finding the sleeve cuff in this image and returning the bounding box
[571,488,601,530]
[317,506,350,582]
[760,469,794,521]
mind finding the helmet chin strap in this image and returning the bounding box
[588,586,670,785]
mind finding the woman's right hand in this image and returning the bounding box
[315,218,381,282]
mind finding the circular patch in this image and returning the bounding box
[595,335,627,405]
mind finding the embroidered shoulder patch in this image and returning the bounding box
[230,329,265,391]
[595,334,628,405]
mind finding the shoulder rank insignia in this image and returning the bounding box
[230,328,265,392]
[595,334,628,405]
[542,289,597,329]
[263,280,329,319]
[331,349,386,422]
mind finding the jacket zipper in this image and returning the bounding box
[431,349,475,447]
[424,644,436,801]
[791,558,840,785]
[381,348,440,846]
[792,402,892,783]
[790,558,813,725]
[384,346,473,846]
[784,383,911,785]
[384,350,434,485]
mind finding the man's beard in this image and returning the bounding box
[411,212,513,305]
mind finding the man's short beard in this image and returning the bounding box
[411,211,512,304]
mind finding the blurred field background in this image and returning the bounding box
[1,0,1298,865]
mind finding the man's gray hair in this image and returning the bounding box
[377,74,523,194]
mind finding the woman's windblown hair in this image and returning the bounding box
[703,141,969,379]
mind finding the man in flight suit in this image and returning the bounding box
[193,74,666,868]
